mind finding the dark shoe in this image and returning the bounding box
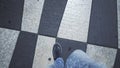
[52,43,62,60]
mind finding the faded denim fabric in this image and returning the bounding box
[49,50,106,68]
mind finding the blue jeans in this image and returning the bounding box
[49,50,106,68]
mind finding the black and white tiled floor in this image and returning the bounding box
[0,0,120,68]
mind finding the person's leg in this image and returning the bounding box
[65,50,90,68]
[49,58,64,68]
[49,43,64,68]
[65,50,106,68]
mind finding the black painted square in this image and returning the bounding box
[56,38,87,62]
[0,0,24,30]
[9,31,37,68]
[38,0,67,37]
[88,0,118,48]
[114,49,120,68]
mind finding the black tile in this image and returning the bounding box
[0,0,24,30]
[56,38,87,62]
[9,31,37,68]
[114,49,120,68]
[38,0,67,37]
[88,0,118,48]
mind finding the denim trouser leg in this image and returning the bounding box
[49,58,64,68]
[65,50,106,68]
[65,50,90,68]
[50,50,106,68]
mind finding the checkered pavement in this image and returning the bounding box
[0,0,120,68]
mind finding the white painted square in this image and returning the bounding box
[32,35,55,68]
[86,44,117,68]
[0,28,20,68]
[58,0,92,42]
[117,0,120,49]
[21,0,45,33]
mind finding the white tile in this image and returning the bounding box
[86,44,117,68]
[0,28,20,68]
[32,35,55,68]
[117,0,120,49]
[58,0,92,42]
[21,0,45,33]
